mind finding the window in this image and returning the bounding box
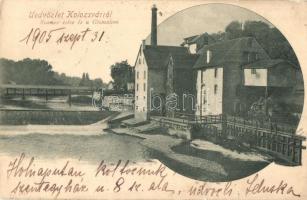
[143,96,146,100]
[202,86,206,104]
[138,58,141,64]
[136,96,138,100]
[251,69,257,75]
[144,71,146,79]
[136,106,138,110]
[143,83,146,91]
[143,107,145,111]
[136,83,139,91]
[214,68,218,78]
[137,71,139,79]
[214,84,218,94]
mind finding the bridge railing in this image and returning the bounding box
[171,112,223,125]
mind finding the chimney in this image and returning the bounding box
[206,50,212,63]
[151,4,157,46]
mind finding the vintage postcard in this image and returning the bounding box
[0,0,306,199]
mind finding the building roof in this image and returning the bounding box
[243,59,296,69]
[183,35,198,44]
[169,54,199,69]
[193,37,270,69]
[143,45,189,69]
[181,33,215,46]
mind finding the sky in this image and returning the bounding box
[0,1,272,83]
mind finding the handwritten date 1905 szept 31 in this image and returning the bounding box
[20,27,105,50]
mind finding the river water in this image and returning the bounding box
[0,131,153,164]
[0,126,271,182]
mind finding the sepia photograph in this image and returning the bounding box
[0,1,306,199]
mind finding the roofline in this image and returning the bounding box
[183,35,199,40]
[199,36,255,49]
[243,59,298,69]
[133,44,142,68]
[144,44,189,49]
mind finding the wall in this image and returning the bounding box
[173,69,196,114]
[148,68,167,116]
[195,67,223,116]
[244,68,267,86]
[195,70,202,116]
[134,49,148,121]
[223,65,243,115]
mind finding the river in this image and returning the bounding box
[0,131,153,164]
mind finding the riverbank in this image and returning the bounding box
[108,127,271,182]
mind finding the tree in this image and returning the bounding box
[0,58,107,88]
[221,20,299,66]
[79,72,93,87]
[110,60,134,91]
[0,58,62,85]
[225,21,243,39]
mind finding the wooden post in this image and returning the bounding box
[298,140,302,165]
[45,89,48,101]
[287,137,290,157]
[266,133,271,149]
[91,89,94,102]
[281,136,285,155]
[200,70,203,119]
[22,88,25,100]
[68,90,72,107]
[292,138,296,163]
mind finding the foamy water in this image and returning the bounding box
[191,139,269,162]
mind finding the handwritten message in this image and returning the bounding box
[4,153,301,199]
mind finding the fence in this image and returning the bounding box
[154,112,306,165]
[223,116,305,165]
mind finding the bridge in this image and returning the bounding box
[0,84,96,105]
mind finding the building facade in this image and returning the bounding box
[133,5,303,124]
